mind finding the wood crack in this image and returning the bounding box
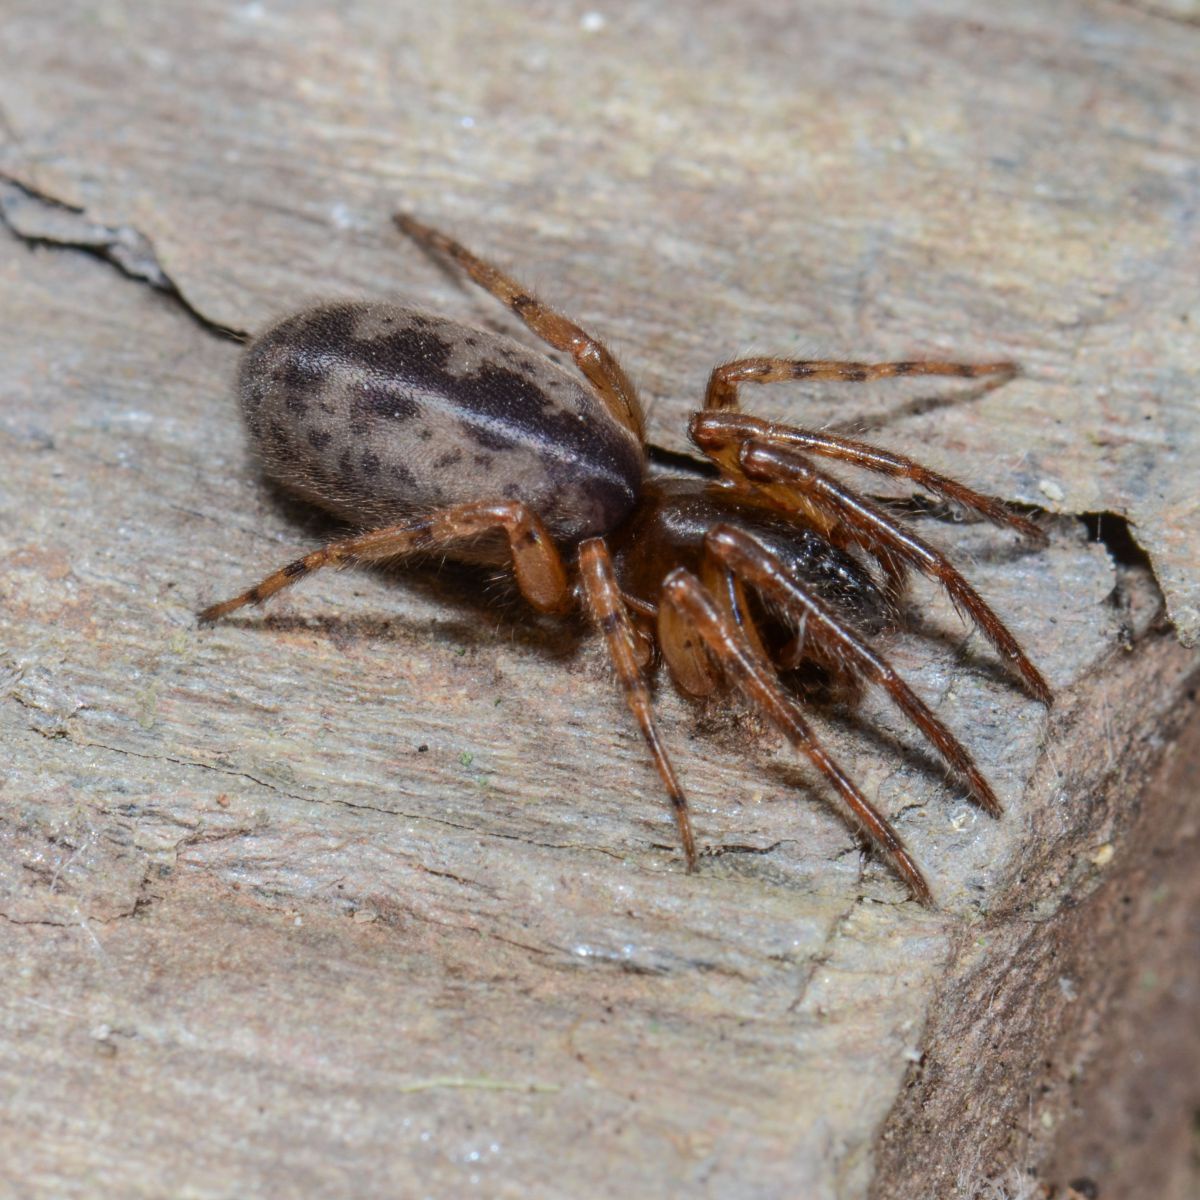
[0,170,246,341]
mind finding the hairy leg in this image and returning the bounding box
[693,429,1051,704]
[200,500,571,622]
[703,356,1014,412]
[691,410,1044,543]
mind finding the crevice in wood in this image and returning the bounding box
[0,172,247,342]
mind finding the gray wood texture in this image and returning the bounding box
[2,3,1198,1197]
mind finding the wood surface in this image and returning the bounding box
[1,3,1198,1198]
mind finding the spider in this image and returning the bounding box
[201,213,1051,904]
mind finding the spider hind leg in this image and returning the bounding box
[395,213,646,441]
[199,500,572,622]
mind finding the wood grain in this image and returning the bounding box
[1,3,1197,1197]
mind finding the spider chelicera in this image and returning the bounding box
[201,213,1051,904]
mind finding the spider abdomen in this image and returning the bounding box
[239,301,645,543]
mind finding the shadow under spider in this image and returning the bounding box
[710,685,956,821]
[238,457,1043,744]
[817,704,957,799]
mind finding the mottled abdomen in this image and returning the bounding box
[239,302,645,543]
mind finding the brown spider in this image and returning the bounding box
[201,213,1051,904]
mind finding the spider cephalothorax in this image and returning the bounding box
[202,214,1050,904]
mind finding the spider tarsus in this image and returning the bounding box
[197,597,243,624]
[1020,660,1054,707]
[968,772,1004,818]
[393,211,426,238]
[973,360,1019,378]
[866,837,935,906]
[852,812,933,907]
[906,868,935,907]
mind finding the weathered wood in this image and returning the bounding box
[1,3,1197,1197]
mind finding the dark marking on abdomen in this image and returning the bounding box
[239,301,645,544]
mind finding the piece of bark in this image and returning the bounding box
[1,3,1198,1198]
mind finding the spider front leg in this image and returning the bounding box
[395,213,646,441]
[577,538,698,870]
[199,500,571,622]
[660,567,933,905]
[698,429,1052,704]
[691,411,1044,544]
[704,355,1016,412]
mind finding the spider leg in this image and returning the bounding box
[712,436,1052,704]
[706,523,1002,816]
[868,548,911,618]
[660,566,933,905]
[700,553,771,661]
[199,500,571,622]
[395,213,646,441]
[704,355,1015,412]
[691,411,1045,543]
[577,538,698,871]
